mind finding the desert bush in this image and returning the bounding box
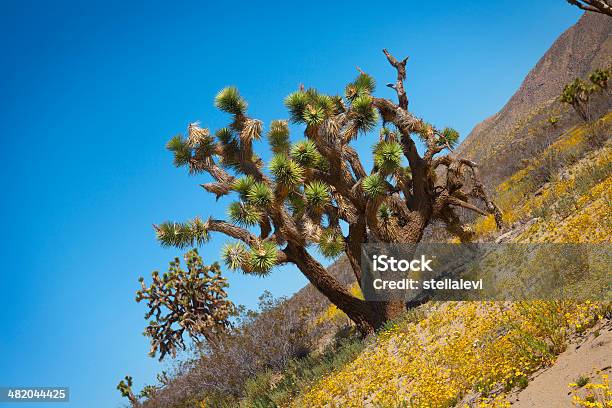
[560,67,611,122]
[531,205,552,220]
[241,335,366,407]
[141,292,318,407]
[547,115,559,127]
[136,250,237,361]
[569,372,612,408]
[573,160,612,197]
[584,117,611,148]
[530,155,561,185]
[575,375,590,388]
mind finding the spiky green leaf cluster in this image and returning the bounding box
[284,91,309,123]
[439,127,460,149]
[304,181,330,209]
[214,86,247,115]
[377,203,393,222]
[227,201,262,227]
[166,135,192,167]
[560,78,592,104]
[350,94,378,133]
[216,127,234,144]
[155,218,209,248]
[317,228,345,259]
[291,140,323,168]
[232,176,256,199]
[308,90,336,115]
[117,376,134,399]
[589,68,609,90]
[362,174,386,198]
[249,241,278,275]
[246,182,273,207]
[284,89,338,126]
[267,120,290,154]
[222,242,249,270]
[345,73,376,101]
[287,192,306,215]
[374,140,403,174]
[302,105,325,126]
[269,154,304,186]
[214,127,242,169]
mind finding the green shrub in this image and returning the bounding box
[575,375,590,388]
[242,335,366,407]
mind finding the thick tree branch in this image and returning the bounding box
[345,219,367,282]
[447,197,489,216]
[566,0,612,16]
[459,159,504,228]
[439,207,475,243]
[344,146,368,179]
[383,48,409,109]
[207,219,260,246]
[207,219,288,263]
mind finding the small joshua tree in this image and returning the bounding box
[117,375,163,407]
[154,50,502,334]
[117,376,140,407]
[560,68,610,122]
[589,68,610,90]
[136,249,236,360]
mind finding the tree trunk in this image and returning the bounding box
[285,243,384,333]
[282,214,420,332]
[370,300,406,326]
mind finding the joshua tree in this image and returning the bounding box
[589,68,610,90]
[560,68,610,122]
[136,249,236,360]
[566,0,612,16]
[561,78,594,121]
[117,375,163,407]
[117,376,141,407]
[155,50,502,334]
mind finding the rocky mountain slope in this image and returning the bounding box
[458,12,612,187]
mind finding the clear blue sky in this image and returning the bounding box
[0,1,582,406]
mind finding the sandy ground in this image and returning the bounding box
[507,320,612,407]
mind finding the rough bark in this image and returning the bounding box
[285,243,381,333]
[566,0,612,16]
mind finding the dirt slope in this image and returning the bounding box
[509,321,612,408]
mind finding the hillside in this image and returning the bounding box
[458,11,612,187]
[295,116,612,407]
[244,12,612,408]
